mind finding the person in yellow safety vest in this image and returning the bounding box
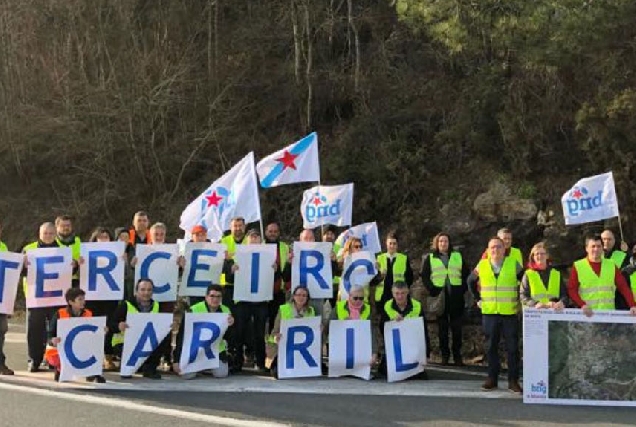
[54,215,81,286]
[420,232,470,366]
[378,281,428,379]
[327,285,379,368]
[173,284,235,379]
[22,222,63,373]
[567,234,636,318]
[45,287,106,383]
[129,210,152,248]
[267,286,316,378]
[109,278,169,380]
[468,236,524,394]
[0,222,12,376]
[220,217,247,305]
[624,263,636,301]
[375,232,414,311]
[481,227,523,267]
[601,229,629,268]
[264,221,290,334]
[520,242,567,310]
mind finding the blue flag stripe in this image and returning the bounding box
[260,132,316,188]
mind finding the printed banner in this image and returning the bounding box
[57,316,106,382]
[134,244,179,303]
[80,242,125,301]
[328,320,372,380]
[523,308,636,406]
[278,316,322,379]
[291,242,333,299]
[561,172,619,225]
[180,243,227,297]
[179,312,230,375]
[26,247,73,308]
[340,251,378,299]
[233,244,277,302]
[0,251,24,314]
[384,317,426,382]
[120,313,173,377]
[300,184,354,229]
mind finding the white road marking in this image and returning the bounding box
[0,381,290,427]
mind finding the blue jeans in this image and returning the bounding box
[482,314,519,382]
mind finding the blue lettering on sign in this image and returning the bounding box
[342,259,375,294]
[305,198,342,223]
[88,250,119,292]
[285,325,318,369]
[250,252,260,294]
[126,321,160,367]
[140,252,172,294]
[345,327,355,370]
[188,321,221,363]
[187,249,219,288]
[65,324,98,369]
[565,186,603,217]
[0,259,20,303]
[35,256,65,299]
[300,250,329,290]
[392,328,418,372]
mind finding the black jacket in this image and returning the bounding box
[420,251,470,317]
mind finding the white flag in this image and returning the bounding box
[334,222,381,256]
[180,152,262,241]
[300,184,354,229]
[561,172,619,225]
[257,132,320,188]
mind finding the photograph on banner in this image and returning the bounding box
[300,183,354,229]
[179,312,230,375]
[233,244,277,302]
[80,242,125,301]
[328,319,372,380]
[120,313,173,377]
[340,251,378,300]
[180,243,227,297]
[180,152,262,242]
[291,242,333,299]
[134,244,179,303]
[26,247,73,308]
[278,316,322,379]
[257,132,320,188]
[524,309,636,406]
[334,222,381,257]
[0,251,24,314]
[57,316,106,382]
[384,317,426,383]
[561,172,619,225]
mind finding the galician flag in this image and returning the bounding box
[180,152,262,241]
[300,184,354,229]
[256,132,320,188]
[561,171,619,225]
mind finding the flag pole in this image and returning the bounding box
[617,212,625,244]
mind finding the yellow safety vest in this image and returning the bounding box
[574,258,616,310]
[383,298,422,320]
[429,252,463,288]
[335,300,370,320]
[56,236,81,261]
[219,235,247,285]
[606,250,627,268]
[477,257,519,315]
[0,241,7,252]
[111,300,160,346]
[279,302,315,320]
[375,253,407,302]
[630,273,636,299]
[526,269,560,304]
[190,302,230,352]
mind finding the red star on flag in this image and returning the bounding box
[572,189,583,199]
[312,196,322,206]
[205,191,223,207]
[276,150,299,170]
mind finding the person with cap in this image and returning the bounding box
[184,224,213,306]
[173,284,234,379]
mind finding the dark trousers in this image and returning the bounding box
[235,302,268,368]
[268,291,286,334]
[158,302,175,364]
[438,312,463,361]
[113,335,171,373]
[86,300,118,356]
[27,307,56,365]
[0,314,7,366]
[482,314,519,382]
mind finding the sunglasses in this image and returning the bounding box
[207,294,222,299]
[351,296,364,301]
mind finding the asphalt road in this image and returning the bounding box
[1,320,634,427]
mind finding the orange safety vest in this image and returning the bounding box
[129,229,152,247]
[44,308,93,361]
